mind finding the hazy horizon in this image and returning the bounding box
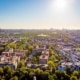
[0,0,80,29]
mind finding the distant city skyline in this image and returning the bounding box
[0,0,80,29]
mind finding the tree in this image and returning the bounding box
[5,43,16,49]
[48,75,54,80]
[28,45,33,51]
[0,47,4,53]
[18,45,24,50]
[49,55,56,62]
[70,76,78,80]
[35,68,41,74]
[32,57,37,64]
[0,67,3,76]
[29,71,35,80]
[48,61,55,72]
[17,60,25,68]
[3,65,13,80]
[10,76,18,80]
[42,71,49,80]
[72,71,79,79]
[53,74,57,80]
[66,67,72,76]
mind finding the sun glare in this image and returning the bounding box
[54,0,67,9]
[49,0,68,12]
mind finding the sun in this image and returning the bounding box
[54,0,67,9]
[50,0,68,12]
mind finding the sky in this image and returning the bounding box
[0,0,80,29]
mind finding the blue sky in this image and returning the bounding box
[0,0,80,29]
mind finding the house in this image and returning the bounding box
[58,61,80,71]
[0,62,15,69]
[0,54,20,69]
[32,48,44,55]
[39,55,48,64]
[2,49,26,57]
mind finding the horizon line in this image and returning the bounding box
[0,28,80,30]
